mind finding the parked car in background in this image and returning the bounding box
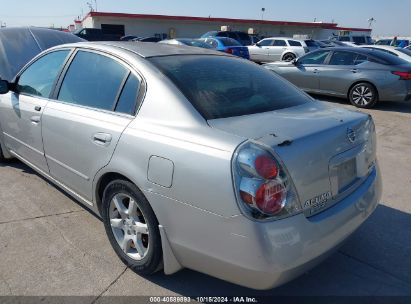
[132,37,162,42]
[375,39,410,48]
[247,37,309,63]
[120,35,139,41]
[359,45,411,62]
[199,37,250,59]
[74,28,120,41]
[0,26,84,82]
[304,39,326,52]
[332,35,373,45]
[321,40,355,47]
[159,38,213,49]
[264,47,411,108]
[201,31,252,46]
[0,41,381,290]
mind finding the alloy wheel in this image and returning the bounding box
[351,85,374,106]
[109,193,150,261]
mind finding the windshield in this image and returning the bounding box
[149,55,310,119]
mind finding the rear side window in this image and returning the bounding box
[17,50,70,97]
[298,51,330,65]
[58,51,128,111]
[329,51,358,65]
[115,73,141,115]
[149,55,310,119]
[273,40,287,47]
[288,40,302,47]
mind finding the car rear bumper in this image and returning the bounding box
[159,164,381,290]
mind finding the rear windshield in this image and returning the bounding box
[219,38,241,47]
[368,49,409,65]
[149,55,310,119]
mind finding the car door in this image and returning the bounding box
[0,50,71,173]
[318,51,368,96]
[41,50,143,203]
[280,50,331,91]
[249,39,273,62]
[268,39,288,61]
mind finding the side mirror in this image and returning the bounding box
[256,43,261,47]
[291,59,298,65]
[0,79,10,94]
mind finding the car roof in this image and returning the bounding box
[58,41,227,58]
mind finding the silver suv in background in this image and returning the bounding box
[248,37,309,63]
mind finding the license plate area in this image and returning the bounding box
[337,158,357,193]
[329,143,372,197]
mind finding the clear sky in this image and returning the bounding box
[0,0,409,37]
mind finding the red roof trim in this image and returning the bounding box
[83,12,338,28]
[328,26,372,32]
[82,12,371,32]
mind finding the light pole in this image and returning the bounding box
[367,17,376,28]
[261,8,266,21]
[94,0,98,12]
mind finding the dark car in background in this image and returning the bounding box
[199,37,250,59]
[264,47,411,108]
[0,27,84,82]
[159,38,213,49]
[74,28,121,41]
[304,39,327,52]
[201,31,253,46]
[132,37,162,43]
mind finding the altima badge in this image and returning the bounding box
[347,128,356,143]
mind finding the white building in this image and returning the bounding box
[77,12,371,40]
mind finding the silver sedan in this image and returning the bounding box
[264,47,411,108]
[0,42,381,290]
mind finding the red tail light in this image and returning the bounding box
[255,181,286,214]
[255,155,278,179]
[225,48,234,54]
[392,71,411,80]
[235,143,301,220]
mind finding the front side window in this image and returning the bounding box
[298,51,330,65]
[17,50,70,97]
[149,55,310,120]
[258,39,273,46]
[58,51,128,111]
[273,40,287,47]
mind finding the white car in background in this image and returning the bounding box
[247,37,309,63]
[360,45,411,62]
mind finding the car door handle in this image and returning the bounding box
[30,116,41,124]
[34,106,42,112]
[313,69,319,74]
[351,69,358,73]
[93,133,112,145]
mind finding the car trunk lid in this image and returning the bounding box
[208,101,375,216]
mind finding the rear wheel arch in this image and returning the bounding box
[95,172,134,216]
[282,52,297,62]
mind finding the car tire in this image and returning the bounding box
[349,82,378,108]
[102,179,163,275]
[282,53,296,62]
